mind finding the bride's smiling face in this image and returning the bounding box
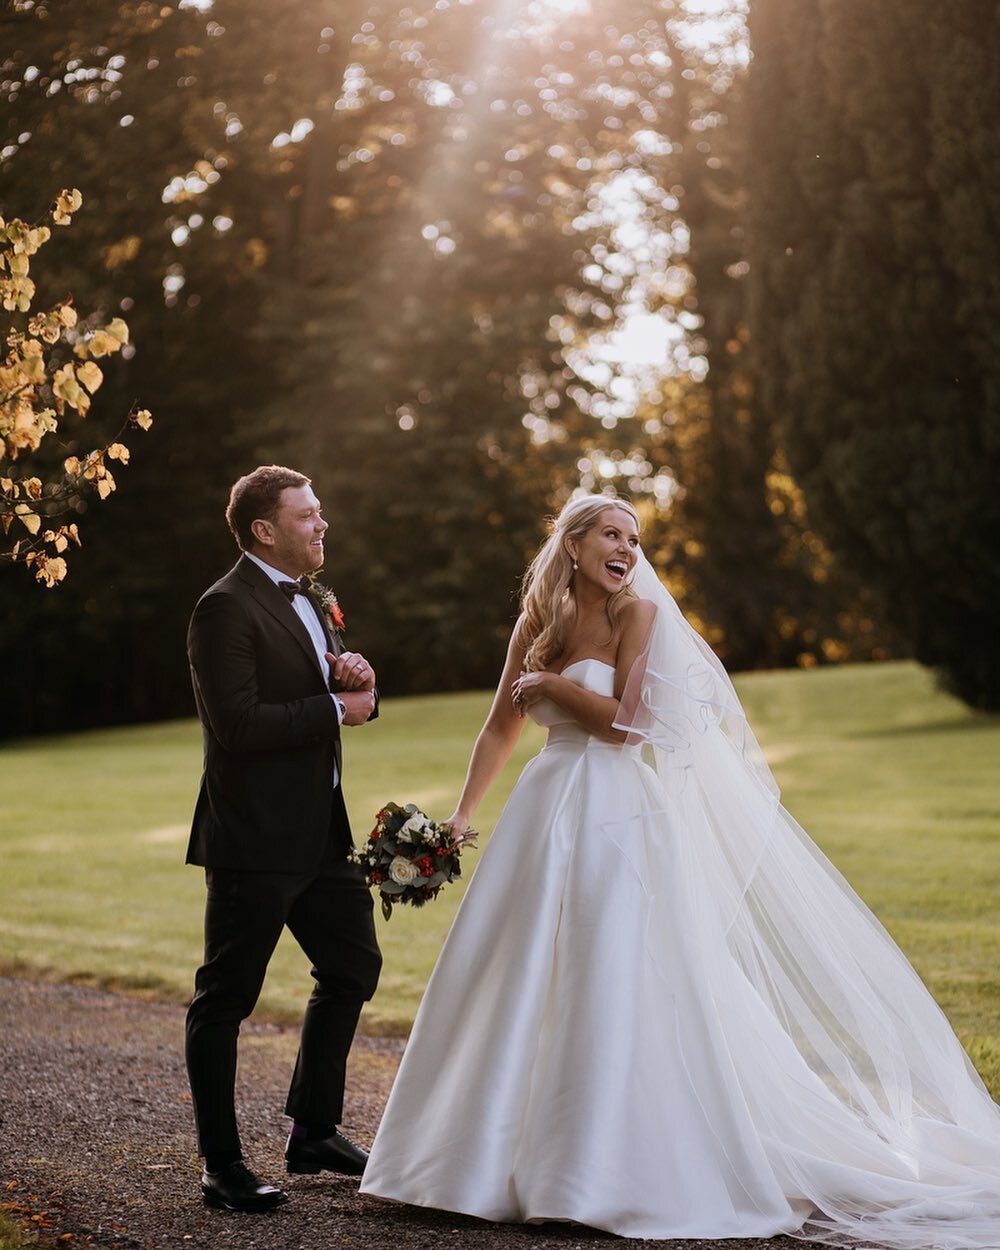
[568,506,640,595]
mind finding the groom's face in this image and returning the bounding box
[256,484,328,578]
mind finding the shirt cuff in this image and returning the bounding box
[331,693,345,724]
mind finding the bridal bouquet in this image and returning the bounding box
[352,802,476,920]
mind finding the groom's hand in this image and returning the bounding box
[328,651,376,692]
[339,690,376,726]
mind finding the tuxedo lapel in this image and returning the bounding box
[236,556,329,682]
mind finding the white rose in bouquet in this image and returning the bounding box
[398,814,429,843]
[388,855,420,885]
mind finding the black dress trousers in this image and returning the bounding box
[184,796,381,1157]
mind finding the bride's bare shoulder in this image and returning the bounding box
[620,597,657,630]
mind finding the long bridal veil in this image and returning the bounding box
[613,553,1000,1250]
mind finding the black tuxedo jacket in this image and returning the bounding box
[186,554,356,873]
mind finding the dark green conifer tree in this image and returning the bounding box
[745,0,1000,708]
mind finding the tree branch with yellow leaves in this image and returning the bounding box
[0,189,152,587]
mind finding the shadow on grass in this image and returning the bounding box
[855,715,997,739]
[0,959,189,1003]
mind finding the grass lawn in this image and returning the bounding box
[1,661,998,1095]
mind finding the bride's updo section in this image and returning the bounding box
[519,495,640,672]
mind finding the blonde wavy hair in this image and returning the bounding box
[518,495,640,672]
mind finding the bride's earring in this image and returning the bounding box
[572,560,578,571]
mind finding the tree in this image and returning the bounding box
[242,0,751,690]
[0,0,280,731]
[0,0,914,736]
[542,1,892,672]
[745,0,1000,707]
[0,0,618,721]
[0,189,151,586]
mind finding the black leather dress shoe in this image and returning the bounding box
[201,1160,289,1211]
[285,1130,369,1176]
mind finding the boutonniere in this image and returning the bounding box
[306,579,345,633]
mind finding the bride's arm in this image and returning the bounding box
[446,622,530,835]
[512,598,657,744]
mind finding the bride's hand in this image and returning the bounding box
[445,811,476,847]
[511,669,550,714]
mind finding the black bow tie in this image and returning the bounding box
[279,578,310,601]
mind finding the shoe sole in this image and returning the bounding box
[285,1161,365,1177]
[202,1188,288,1211]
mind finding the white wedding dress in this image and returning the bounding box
[361,562,1000,1248]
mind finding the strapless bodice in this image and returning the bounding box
[529,659,618,747]
[528,658,615,727]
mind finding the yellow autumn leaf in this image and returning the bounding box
[35,555,68,587]
[105,317,130,344]
[28,310,62,344]
[24,225,51,252]
[77,360,104,394]
[23,476,42,500]
[1,273,36,312]
[15,279,36,312]
[58,302,78,329]
[64,456,81,476]
[82,330,116,358]
[2,219,28,248]
[97,474,115,500]
[9,399,57,454]
[19,347,46,383]
[0,477,12,493]
[107,442,130,464]
[52,188,83,226]
[132,408,153,431]
[16,508,41,535]
[52,363,90,414]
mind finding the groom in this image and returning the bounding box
[184,465,382,1212]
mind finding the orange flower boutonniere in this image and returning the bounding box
[306,580,345,634]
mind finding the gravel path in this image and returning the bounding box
[0,976,810,1250]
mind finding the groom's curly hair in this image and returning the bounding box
[226,465,310,550]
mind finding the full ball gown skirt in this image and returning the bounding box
[361,660,1000,1246]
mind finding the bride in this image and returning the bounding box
[360,495,1000,1247]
